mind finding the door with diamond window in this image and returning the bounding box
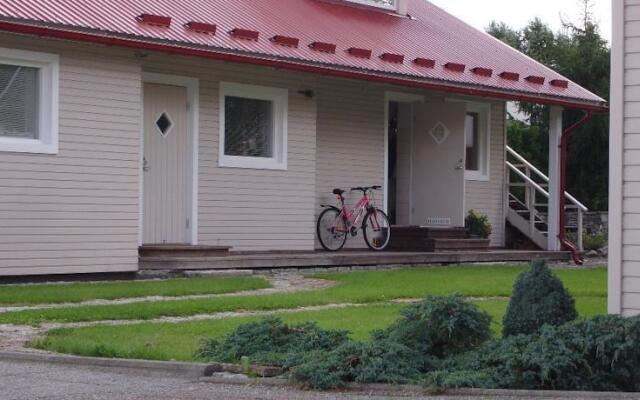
[410,102,466,227]
[142,83,191,244]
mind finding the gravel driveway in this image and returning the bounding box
[2,359,626,400]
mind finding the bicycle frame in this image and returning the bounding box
[333,192,372,233]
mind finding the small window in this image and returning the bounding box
[464,103,490,181]
[0,48,59,154]
[219,82,288,170]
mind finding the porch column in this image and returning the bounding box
[547,106,563,251]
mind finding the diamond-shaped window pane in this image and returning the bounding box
[156,112,173,137]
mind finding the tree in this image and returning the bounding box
[488,1,610,210]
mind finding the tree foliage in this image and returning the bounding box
[502,260,578,337]
[487,0,610,210]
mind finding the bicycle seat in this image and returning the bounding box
[332,188,346,196]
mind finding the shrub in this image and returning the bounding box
[291,339,425,390]
[583,228,607,251]
[427,315,640,392]
[465,210,492,239]
[376,295,492,358]
[196,317,349,368]
[502,260,577,337]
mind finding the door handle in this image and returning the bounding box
[143,157,150,172]
[454,158,464,170]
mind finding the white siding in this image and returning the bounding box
[613,0,640,315]
[315,78,385,248]
[623,0,640,314]
[465,102,507,247]
[0,34,141,276]
[138,52,318,252]
[0,33,510,274]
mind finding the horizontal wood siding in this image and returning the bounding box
[315,78,386,248]
[0,34,141,275]
[465,102,507,247]
[140,54,317,251]
[622,0,640,314]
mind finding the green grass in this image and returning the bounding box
[0,276,271,306]
[0,265,607,325]
[32,297,607,362]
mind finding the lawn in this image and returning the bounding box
[32,297,607,362]
[0,276,271,306]
[0,265,607,325]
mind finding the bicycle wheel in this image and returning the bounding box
[362,208,391,251]
[316,207,348,251]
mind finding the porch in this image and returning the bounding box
[138,247,570,271]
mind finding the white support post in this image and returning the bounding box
[547,106,563,251]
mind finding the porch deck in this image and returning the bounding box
[139,249,571,271]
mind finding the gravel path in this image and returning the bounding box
[0,273,335,354]
[0,273,335,313]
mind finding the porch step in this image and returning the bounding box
[388,226,488,252]
[139,244,232,258]
[427,238,491,251]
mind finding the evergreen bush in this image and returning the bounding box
[196,317,349,368]
[376,294,492,358]
[427,315,640,392]
[502,260,577,336]
[290,339,425,390]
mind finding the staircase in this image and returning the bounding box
[505,146,587,251]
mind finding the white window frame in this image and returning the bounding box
[218,82,288,170]
[344,0,396,11]
[464,102,491,182]
[0,47,59,154]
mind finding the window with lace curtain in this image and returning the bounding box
[0,48,59,154]
[219,82,288,170]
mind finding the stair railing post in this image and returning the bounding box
[577,208,584,251]
[529,181,536,236]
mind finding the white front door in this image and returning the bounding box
[411,102,466,227]
[142,83,191,244]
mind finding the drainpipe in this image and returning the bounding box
[558,111,594,265]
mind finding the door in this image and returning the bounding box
[411,102,466,227]
[142,83,191,244]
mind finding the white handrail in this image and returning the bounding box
[506,146,588,212]
[506,161,549,197]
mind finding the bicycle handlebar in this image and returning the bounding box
[350,186,382,192]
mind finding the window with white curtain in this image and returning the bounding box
[219,82,288,170]
[464,103,490,181]
[0,48,59,154]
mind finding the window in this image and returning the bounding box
[0,48,59,154]
[219,82,288,170]
[345,0,396,10]
[464,103,490,181]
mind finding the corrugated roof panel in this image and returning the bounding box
[0,0,605,107]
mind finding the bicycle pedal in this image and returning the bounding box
[350,226,358,237]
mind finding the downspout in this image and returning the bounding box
[558,111,594,265]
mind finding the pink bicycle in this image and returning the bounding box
[316,186,391,251]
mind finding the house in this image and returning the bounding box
[610,0,640,316]
[0,0,607,276]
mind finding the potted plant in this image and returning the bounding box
[465,210,492,239]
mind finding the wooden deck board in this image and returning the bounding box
[139,250,571,270]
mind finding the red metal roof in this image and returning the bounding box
[0,0,607,110]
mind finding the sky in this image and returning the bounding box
[428,0,612,42]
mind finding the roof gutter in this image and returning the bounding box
[0,20,609,112]
[558,111,594,265]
